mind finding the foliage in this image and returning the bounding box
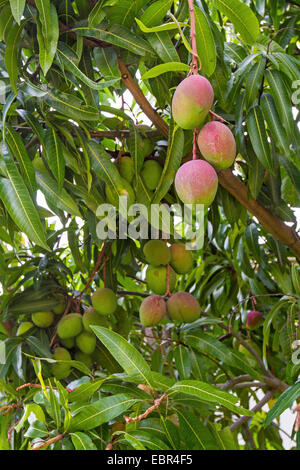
[0,0,299,451]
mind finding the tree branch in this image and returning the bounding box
[230,390,274,431]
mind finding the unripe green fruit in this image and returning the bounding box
[120,157,134,184]
[170,243,194,274]
[82,307,109,333]
[172,75,214,130]
[52,296,66,315]
[175,160,218,206]
[113,307,131,338]
[146,265,176,296]
[50,347,72,380]
[140,137,155,158]
[197,122,236,170]
[143,240,171,267]
[139,295,166,327]
[105,177,135,207]
[16,322,34,336]
[75,331,96,354]
[141,160,162,191]
[60,337,75,349]
[91,288,118,316]
[57,313,83,339]
[74,351,93,369]
[92,344,123,373]
[167,292,201,323]
[32,311,54,328]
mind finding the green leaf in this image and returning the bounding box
[116,431,147,450]
[48,386,62,430]
[93,48,120,81]
[245,57,266,107]
[177,409,217,450]
[260,93,290,156]
[246,141,265,200]
[142,62,190,79]
[44,128,65,191]
[35,170,81,217]
[167,380,254,416]
[35,0,59,75]
[194,6,216,77]
[214,0,260,44]
[68,379,105,403]
[88,0,105,26]
[136,18,186,33]
[185,331,259,377]
[73,22,155,57]
[265,382,300,427]
[91,327,153,388]
[71,432,97,450]
[45,90,100,121]
[4,19,27,93]
[173,345,191,380]
[9,0,25,24]
[139,0,173,27]
[247,105,274,173]
[57,42,119,90]
[0,162,48,251]
[152,122,184,203]
[147,31,179,63]
[278,154,300,196]
[70,394,137,431]
[0,4,14,41]
[86,140,122,196]
[126,430,170,450]
[4,125,36,194]
[265,69,297,143]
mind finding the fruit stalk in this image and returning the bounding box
[187,0,199,74]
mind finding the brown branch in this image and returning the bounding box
[242,423,257,450]
[75,243,107,298]
[230,390,274,431]
[124,393,167,423]
[117,290,148,298]
[187,0,199,73]
[32,434,64,450]
[0,403,23,415]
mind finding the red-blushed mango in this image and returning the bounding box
[50,347,72,379]
[139,295,167,327]
[246,310,264,330]
[197,121,236,170]
[143,240,171,266]
[31,311,54,328]
[170,243,194,274]
[175,160,218,206]
[75,331,96,355]
[146,265,176,296]
[172,75,214,130]
[57,313,83,339]
[91,287,118,316]
[167,292,200,323]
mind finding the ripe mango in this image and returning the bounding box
[172,75,214,129]
[167,292,201,323]
[197,122,236,170]
[139,295,166,327]
[175,160,218,206]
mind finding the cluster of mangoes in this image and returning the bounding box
[139,239,201,327]
[172,75,237,206]
[16,289,126,380]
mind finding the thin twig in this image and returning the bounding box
[32,434,64,450]
[124,393,167,423]
[230,390,274,431]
